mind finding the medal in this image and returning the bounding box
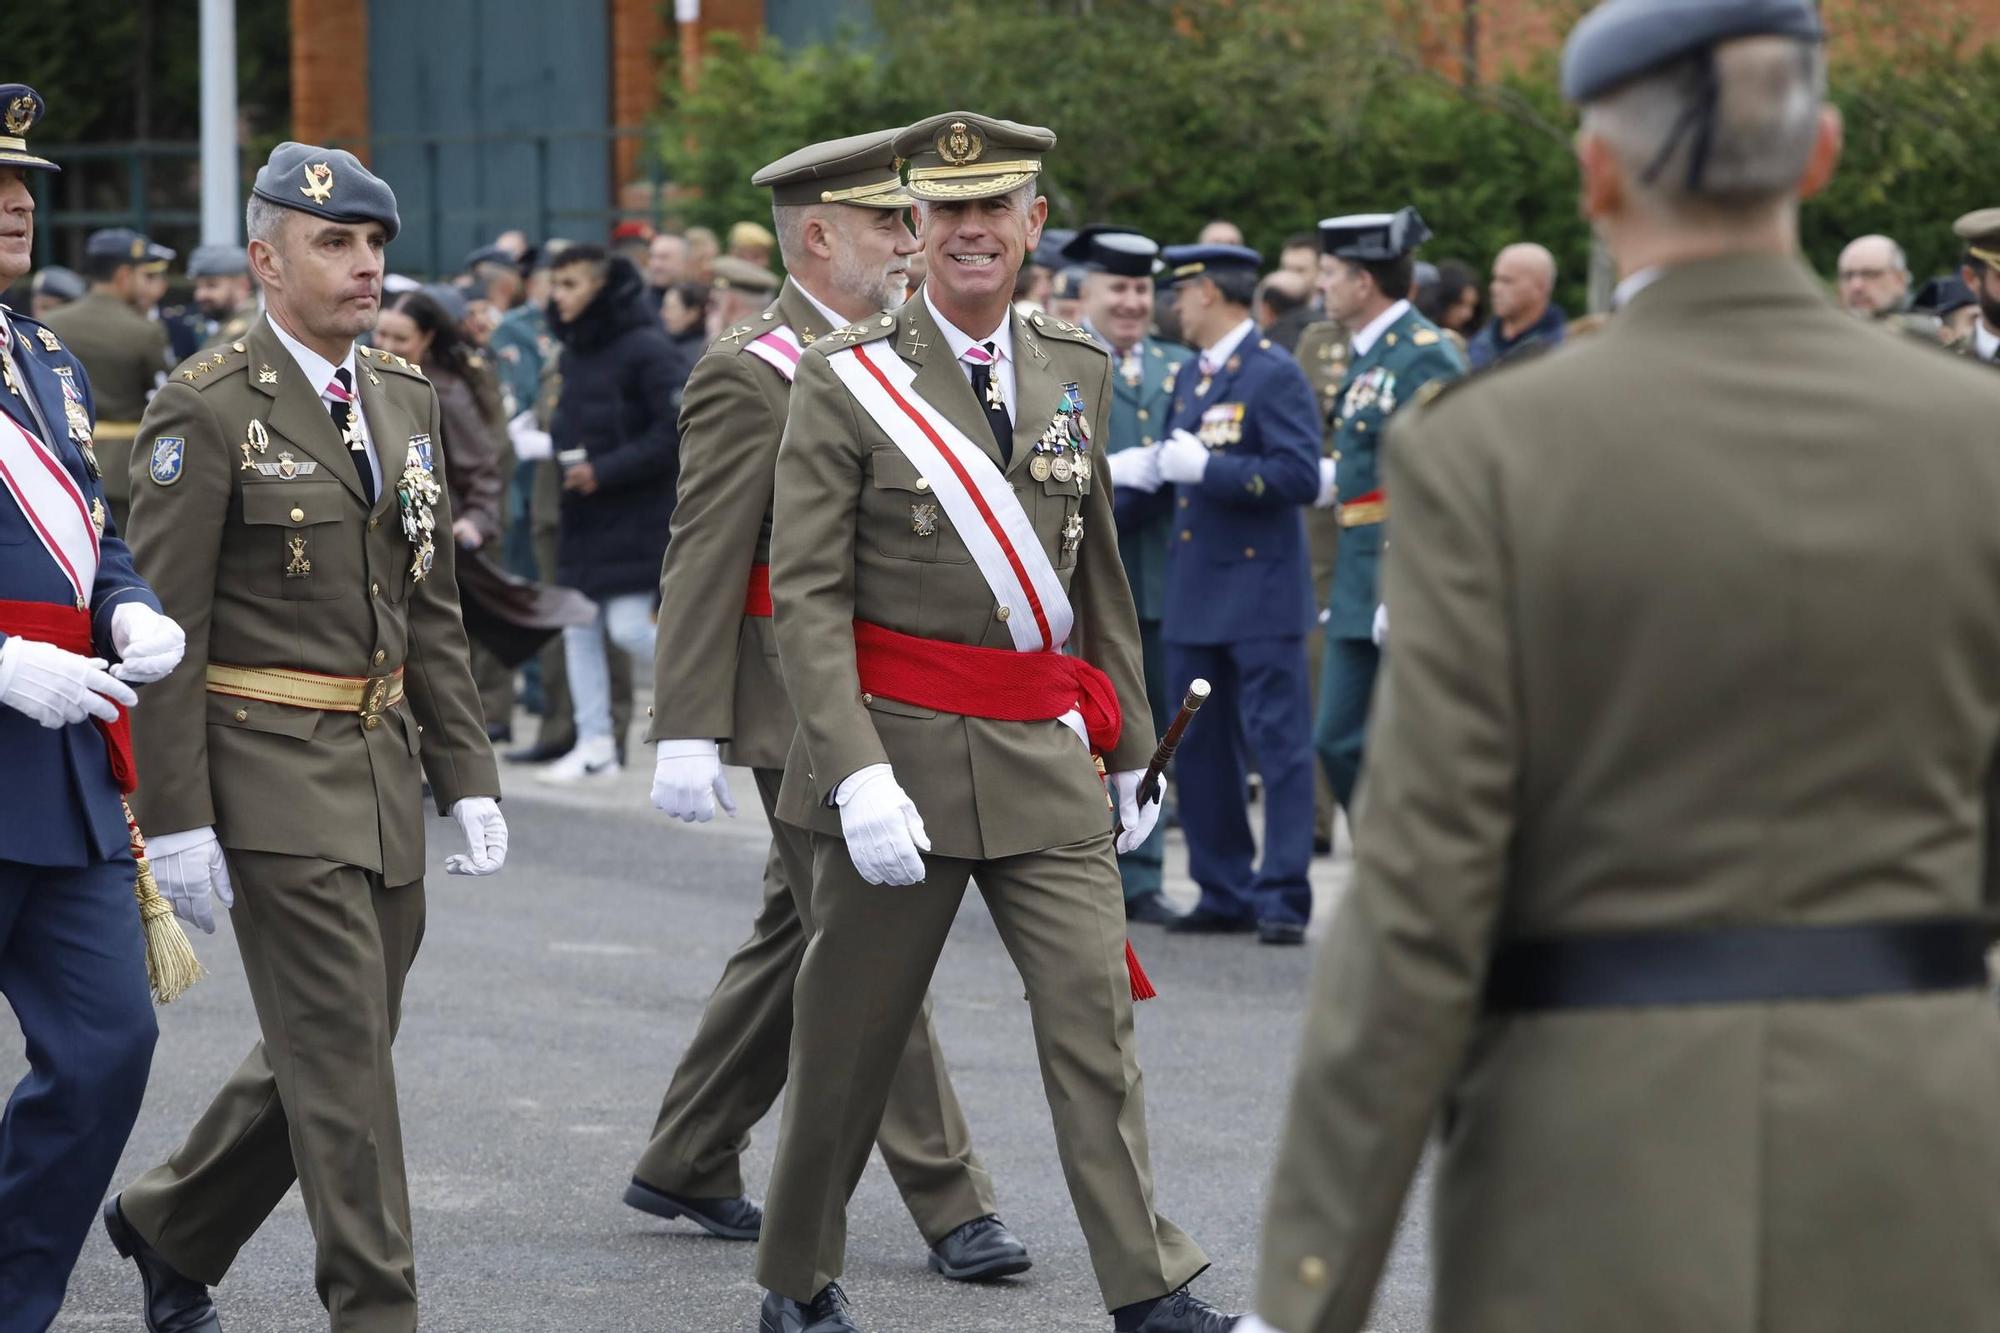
[1030,454,1052,482]
[1075,455,1091,482]
[1052,455,1073,483]
[1061,513,1084,557]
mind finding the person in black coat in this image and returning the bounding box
[540,247,687,782]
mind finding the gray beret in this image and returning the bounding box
[31,266,83,302]
[1561,0,1824,103]
[187,243,248,278]
[251,142,400,242]
[419,283,471,323]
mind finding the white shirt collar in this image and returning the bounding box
[790,278,850,335]
[266,312,358,398]
[924,284,1015,366]
[1613,267,1667,310]
[1198,318,1257,373]
[1349,299,1411,358]
[1976,320,2000,363]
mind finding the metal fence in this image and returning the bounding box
[28,140,207,273]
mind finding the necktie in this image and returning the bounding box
[326,368,374,505]
[960,342,1013,461]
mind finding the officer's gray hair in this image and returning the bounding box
[245,193,292,249]
[772,202,835,268]
[1583,34,1826,215]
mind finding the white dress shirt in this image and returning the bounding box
[1196,317,1258,376]
[1975,319,2000,364]
[924,285,1017,419]
[1613,267,1667,310]
[266,313,380,495]
[1348,298,1411,359]
[793,279,851,334]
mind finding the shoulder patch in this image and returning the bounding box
[148,435,186,486]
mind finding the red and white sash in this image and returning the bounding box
[0,408,99,604]
[826,339,1086,744]
[744,325,805,383]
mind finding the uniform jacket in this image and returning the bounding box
[1092,329,1188,623]
[124,315,499,885]
[646,278,838,770]
[1325,305,1464,640]
[770,298,1153,860]
[0,307,161,867]
[200,303,259,353]
[45,290,170,515]
[1294,320,1351,609]
[488,301,550,420]
[1130,327,1320,646]
[548,258,686,601]
[1256,255,2000,1333]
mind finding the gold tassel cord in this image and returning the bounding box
[123,799,205,1004]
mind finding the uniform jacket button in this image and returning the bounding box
[1180,530,1193,541]
[1244,547,1256,558]
[1299,1256,1327,1286]
[1178,497,1189,508]
[289,507,305,523]
[370,582,380,598]
[233,708,248,722]
[365,715,381,731]
[861,692,874,704]
[995,606,1011,622]
[373,649,387,666]
[368,517,379,530]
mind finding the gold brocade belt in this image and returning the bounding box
[206,662,404,715]
[91,420,141,442]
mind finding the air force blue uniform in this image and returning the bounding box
[1139,263,1323,930]
[0,84,163,1332]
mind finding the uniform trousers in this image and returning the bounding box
[1165,636,1317,928]
[0,855,156,1333]
[756,831,1208,1310]
[1117,617,1172,904]
[120,852,426,1333]
[1314,634,1379,816]
[633,769,995,1240]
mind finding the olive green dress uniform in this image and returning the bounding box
[1292,319,1349,848]
[756,116,1208,1314]
[109,151,499,1333]
[44,287,168,531]
[633,273,998,1240]
[1251,250,2000,1328]
[201,303,258,352]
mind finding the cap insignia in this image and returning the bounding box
[4,96,33,137]
[301,161,334,204]
[937,120,983,167]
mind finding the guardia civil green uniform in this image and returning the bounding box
[1251,3,2000,1330]
[112,144,497,1333]
[629,129,1004,1255]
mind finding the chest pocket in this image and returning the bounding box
[241,481,354,601]
[866,447,970,564]
[1035,471,1085,569]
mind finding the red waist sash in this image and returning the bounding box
[745,564,773,618]
[852,619,1123,756]
[0,598,136,793]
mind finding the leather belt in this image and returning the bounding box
[1483,918,1990,1013]
[206,662,405,716]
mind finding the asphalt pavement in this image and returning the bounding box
[9,733,1435,1332]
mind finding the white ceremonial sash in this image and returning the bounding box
[828,341,1087,745]
[0,408,99,603]
[744,325,804,383]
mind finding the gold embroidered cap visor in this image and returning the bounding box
[892,111,1055,203]
[0,84,60,172]
[752,127,914,209]
[1953,207,2000,270]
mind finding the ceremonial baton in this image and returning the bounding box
[1112,678,1210,834]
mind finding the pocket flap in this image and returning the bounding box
[869,449,930,495]
[207,691,321,740]
[243,482,346,528]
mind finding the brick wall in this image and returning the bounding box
[289,0,370,155]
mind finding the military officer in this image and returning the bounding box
[1135,244,1322,942]
[188,243,258,350]
[629,128,1029,1284]
[1952,207,2000,364]
[0,84,187,1333]
[102,142,507,1333]
[1292,309,1349,855]
[1068,224,1192,925]
[1311,207,1464,818]
[755,111,1233,1333]
[43,227,173,535]
[1245,4,2000,1330]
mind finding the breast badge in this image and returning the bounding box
[910,502,939,537]
[285,534,312,579]
[240,418,270,470]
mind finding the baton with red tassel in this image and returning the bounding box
[1106,678,1212,1003]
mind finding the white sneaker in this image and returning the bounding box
[537,737,622,785]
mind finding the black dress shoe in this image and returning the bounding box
[1312,834,1334,857]
[760,1282,861,1332]
[1258,920,1307,945]
[1127,1285,1240,1333]
[623,1177,762,1240]
[927,1214,1031,1281]
[502,737,571,764]
[102,1195,222,1333]
[1125,893,1185,927]
[1166,906,1256,935]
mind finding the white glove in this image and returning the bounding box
[1110,769,1162,855]
[1106,444,1163,494]
[1372,603,1389,646]
[1156,428,1210,485]
[652,738,738,822]
[446,797,508,875]
[1233,1318,1285,1333]
[506,409,553,461]
[833,763,930,886]
[146,825,233,934]
[1313,456,1339,509]
[109,602,187,683]
[0,635,138,728]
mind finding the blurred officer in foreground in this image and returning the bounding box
[0,83,185,1333]
[1245,3,2000,1330]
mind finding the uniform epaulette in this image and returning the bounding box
[359,344,428,380]
[820,313,900,351]
[1025,312,1106,353]
[8,310,65,356]
[172,341,249,389]
[1407,339,1557,416]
